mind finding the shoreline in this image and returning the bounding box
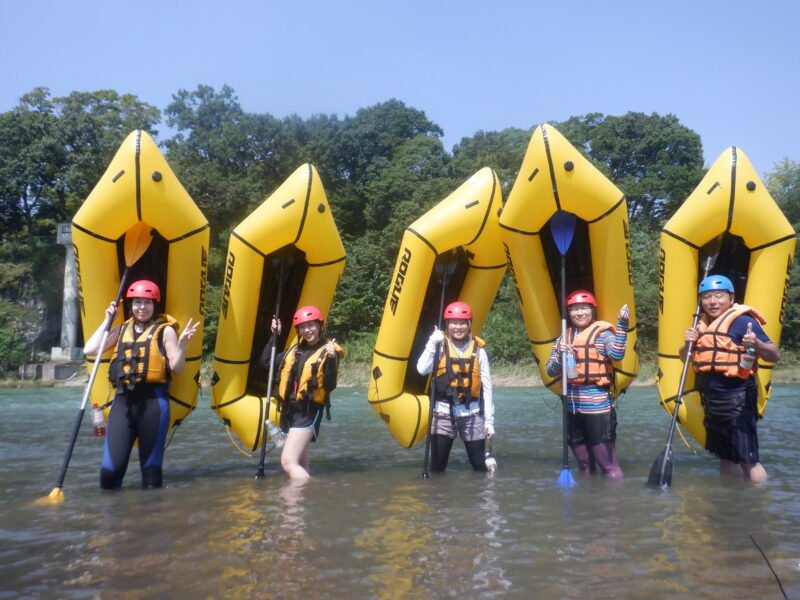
[5,360,800,389]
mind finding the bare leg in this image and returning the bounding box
[741,461,768,483]
[280,428,315,480]
[719,459,741,478]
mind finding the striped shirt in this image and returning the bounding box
[545,318,628,414]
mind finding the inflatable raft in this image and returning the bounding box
[657,146,795,447]
[211,164,346,451]
[368,168,506,448]
[72,130,209,430]
[499,124,638,395]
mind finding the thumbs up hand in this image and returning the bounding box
[742,321,758,350]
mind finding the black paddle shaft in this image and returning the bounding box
[648,254,718,488]
[421,259,451,479]
[255,257,289,479]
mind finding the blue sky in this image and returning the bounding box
[2,1,798,174]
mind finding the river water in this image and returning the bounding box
[2,385,799,599]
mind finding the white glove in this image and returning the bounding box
[428,326,444,345]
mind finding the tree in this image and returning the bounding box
[0,88,161,367]
[450,127,531,194]
[556,112,705,232]
[765,159,800,348]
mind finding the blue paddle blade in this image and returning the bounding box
[551,210,577,256]
[557,467,577,487]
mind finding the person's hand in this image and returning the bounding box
[179,317,200,346]
[104,301,119,322]
[271,317,282,335]
[618,304,630,322]
[485,424,495,438]
[428,326,444,345]
[684,327,699,343]
[326,338,337,357]
[742,322,758,350]
[557,341,574,354]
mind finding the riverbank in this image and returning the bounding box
[8,353,800,389]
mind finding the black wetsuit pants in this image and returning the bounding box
[100,384,170,489]
[430,435,487,472]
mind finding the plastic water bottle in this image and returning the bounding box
[566,351,578,379]
[484,439,497,474]
[739,348,756,374]
[484,451,497,474]
[266,420,284,449]
[91,405,106,437]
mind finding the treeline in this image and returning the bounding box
[1,85,799,376]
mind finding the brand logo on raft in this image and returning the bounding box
[221,251,235,318]
[73,242,85,317]
[199,246,208,316]
[623,220,633,285]
[389,248,411,315]
[780,254,792,325]
[503,242,524,307]
[657,248,666,315]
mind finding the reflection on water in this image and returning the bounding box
[1,386,800,598]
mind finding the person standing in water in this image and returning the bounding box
[546,290,629,479]
[416,301,495,472]
[263,306,343,480]
[83,280,199,489]
[680,275,779,482]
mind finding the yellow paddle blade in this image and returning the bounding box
[35,487,64,504]
[123,222,154,267]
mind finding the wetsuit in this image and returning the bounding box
[102,318,173,489]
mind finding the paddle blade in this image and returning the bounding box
[36,487,64,504]
[647,446,673,489]
[123,222,154,267]
[557,467,577,487]
[550,210,577,256]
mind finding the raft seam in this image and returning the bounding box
[660,228,701,250]
[464,171,497,246]
[167,223,211,244]
[542,124,562,212]
[406,228,438,255]
[292,164,313,245]
[750,234,797,252]
[71,221,117,244]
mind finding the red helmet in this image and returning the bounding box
[127,280,161,302]
[293,305,324,326]
[444,301,472,320]
[566,290,596,307]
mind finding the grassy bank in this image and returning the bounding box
[5,348,800,389]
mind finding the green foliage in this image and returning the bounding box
[479,274,530,362]
[4,83,797,378]
[556,112,705,232]
[765,159,800,348]
[629,229,661,357]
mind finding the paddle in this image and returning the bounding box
[551,210,578,488]
[421,256,452,479]
[254,252,290,479]
[39,222,153,503]
[647,247,720,489]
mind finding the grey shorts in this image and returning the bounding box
[431,411,487,441]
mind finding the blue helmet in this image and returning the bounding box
[698,275,734,294]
